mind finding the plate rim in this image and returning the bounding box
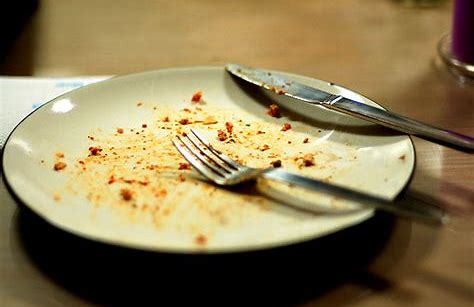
[0,65,416,254]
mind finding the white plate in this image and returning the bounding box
[2,67,415,253]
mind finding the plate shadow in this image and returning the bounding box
[15,205,398,306]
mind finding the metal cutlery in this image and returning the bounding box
[226,63,474,152]
[172,128,445,223]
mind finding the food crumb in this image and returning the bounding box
[399,154,406,161]
[178,174,186,182]
[179,162,191,170]
[89,146,102,156]
[117,128,124,134]
[54,162,67,171]
[137,102,143,107]
[303,154,315,167]
[142,124,147,128]
[217,130,228,141]
[179,118,190,125]
[120,188,133,201]
[203,116,217,125]
[303,137,309,143]
[281,123,291,131]
[191,91,202,102]
[88,135,95,140]
[162,116,170,122]
[156,188,167,198]
[195,234,207,245]
[225,121,233,134]
[259,144,270,151]
[267,104,281,118]
[271,160,282,168]
[55,152,64,158]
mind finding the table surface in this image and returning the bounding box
[1,0,473,306]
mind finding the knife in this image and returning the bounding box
[226,64,474,152]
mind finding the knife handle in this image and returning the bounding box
[329,98,474,152]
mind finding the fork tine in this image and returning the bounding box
[175,135,228,177]
[172,139,224,181]
[190,128,243,170]
[185,132,236,173]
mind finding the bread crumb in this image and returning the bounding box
[191,91,202,102]
[120,188,133,201]
[155,188,168,198]
[53,193,62,201]
[89,146,102,156]
[203,116,217,125]
[303,154,315,167]
[225,122,234,134]
[195,234,207,245]
[267,104,281,118]
[54,162,67,171]
[271,160,282,168]
[179,162,191,170]
[281,123,291,131]
[217,130,228,141]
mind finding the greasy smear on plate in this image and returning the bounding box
[52,98,355,247]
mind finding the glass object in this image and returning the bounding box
[451,0,474,64]
[438,0,474,79]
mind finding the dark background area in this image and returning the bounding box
[0,0,38,73]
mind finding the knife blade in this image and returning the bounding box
[226,63,474,152]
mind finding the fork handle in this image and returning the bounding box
[262,169,445,224]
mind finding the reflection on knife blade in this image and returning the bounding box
[226,63,474,152]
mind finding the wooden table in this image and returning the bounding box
[1,1,472,306]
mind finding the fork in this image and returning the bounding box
[172,128,445,223]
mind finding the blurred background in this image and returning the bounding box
[0,0,450,81]
[0,0,459,128]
